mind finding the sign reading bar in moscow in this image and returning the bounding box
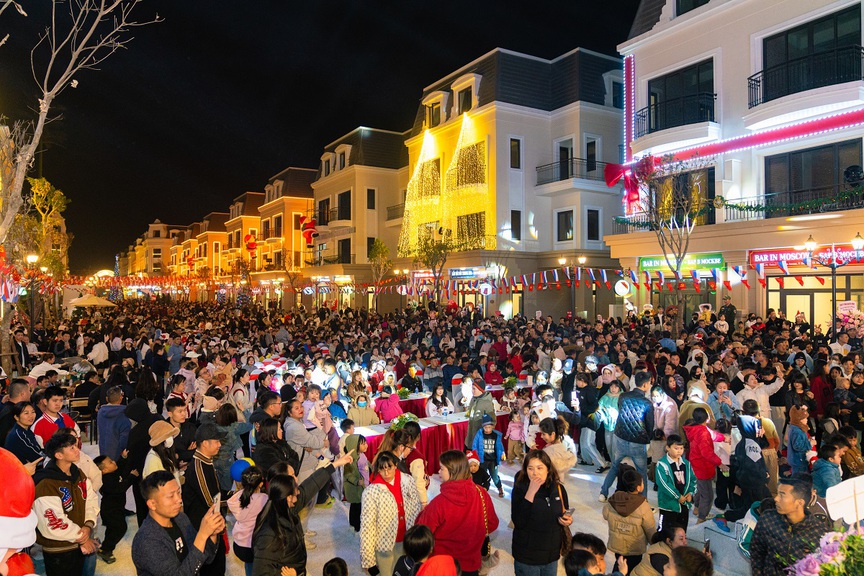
[749,244,864,267]
[639,252,724,272]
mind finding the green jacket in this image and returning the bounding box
[655,454,696,513]
[343,434,365,503]
[597,392,621,432]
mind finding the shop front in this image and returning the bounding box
[638,252,725,320]
[751,245,864,331]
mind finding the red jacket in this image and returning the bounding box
[416,478,499,572]
[376,394,404,423]
[683,424,722,480]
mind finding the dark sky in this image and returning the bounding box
[0,0,640,274]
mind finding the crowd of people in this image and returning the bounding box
[3,294,855,576]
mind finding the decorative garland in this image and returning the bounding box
[614,187,864,229]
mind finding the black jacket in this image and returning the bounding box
[574,384,600,429]
[252,464,333,576]
[125,399,161,474]
[183,452,221,529]
[511,481,570,565]
[173,419,198,463]
[100,457,137,511]
[614,390,654,445]
[253,440,300,477]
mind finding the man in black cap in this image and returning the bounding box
[719,294,737,326]
[182,422,226,576]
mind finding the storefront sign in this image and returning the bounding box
[449,267,487,280]
[412,270,434,279]
[639,253,724,272]
[333,275,352,284]
[749,244,864,267]
[838,300,857,314]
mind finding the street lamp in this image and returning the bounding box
[804,233,864,343]
[558,256,575,318]
[25,254,39,337]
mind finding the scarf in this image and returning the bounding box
[372,471,406,542]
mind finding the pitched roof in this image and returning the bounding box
[321,127,410,175]
[269,167,316,198]
[628,0,666,40]
[409,48,621,137]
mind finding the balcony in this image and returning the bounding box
[304,253,356,267]
[749,45,864,108]
[387,203,405,220]
[535,158,608,186]
[634,93,717,139]
[264,228,283,243]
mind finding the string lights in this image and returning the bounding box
[443,114,493,250]
[398,130,441,257]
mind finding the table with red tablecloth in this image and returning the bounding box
[399,394,431,418]
[354,411,510,475]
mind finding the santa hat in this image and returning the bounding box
[0,448,38,575]
[466,450,481,465]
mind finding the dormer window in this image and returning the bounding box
[602,70,625,109]
[428,103,441,127]
[334,144,352,170]
[339,152,346,169]
[450,73,482,116]
[421,90,450,128]
[324,159,331,176]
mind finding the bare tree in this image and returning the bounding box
[0,0,27,47]
[413,235,454,304]
[282,253,302,310]
[0,0,160,245]
[368,238,391,310]
[640,156,714,332]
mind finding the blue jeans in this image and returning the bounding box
[580,427,606,467]
[514,559,558,576]
[81,551,96,576]
[600,435,648,497]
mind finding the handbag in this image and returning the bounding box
[557,483,572,557]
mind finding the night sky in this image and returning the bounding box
[0,0,641,274]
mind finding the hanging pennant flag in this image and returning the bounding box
[552,269,559,283]
[723,280,732,291]
[777,260,790,276]
[776,277,785,288]
[711,268,721,284]
[741,279,751,289]
[600,269,610,289]
[755,263,765,278]
[691,269,700,283]
[576,267,582,284]
[629,269,638,284]
[616,269,624,277]
[541,271,548,285]
[758,278,766,288]
[794,276,804,286]
[657,271,666,285]
[732,265,745,278]
[564,266,571,280]
[667,283,675,292]
[588,268,597,286]
[643,270,651,290]
[815,276,825,286]
[520,274,528,288]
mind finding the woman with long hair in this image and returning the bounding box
[359,451,422,576]
[416,450,499,576]
[511,449,572,575]
[809,359,834,418]
[426,382,455,417]
[252,451,354,575]
[540,417,577,476]
[142,420,181,486]
[253,417,300,477]
[136,366,163,415]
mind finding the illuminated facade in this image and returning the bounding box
[608,0,864,324]
[121,220,184,276]
[398,47,625,317]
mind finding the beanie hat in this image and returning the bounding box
[466,450,481,465]
[148,421,179,447]
[482,414,494,426]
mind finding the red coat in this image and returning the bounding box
[683,424,722,480]
[376,394,404,423]
[416,478,499,572]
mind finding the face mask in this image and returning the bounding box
[358,401,368,408]
[164,436,174,448]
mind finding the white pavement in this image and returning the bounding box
[67,444,736,576]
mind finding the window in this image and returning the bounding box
[367,188,376,209]
[456,212,486,248]
[338,238,351,263]
[586,140,598,173]
[153,230,161,238]
[651,167,716,225]
[765,139,862,217]
[337,191,351,220]
[510,138,522,169]
[428,103,441,128]
[274,216,282,237]
[557,211,574,242]
[586,209,600,241]
[318,199,330,225]
[152,248,162,259]
[274,251,282,268]
[612,81,624,109]
[214,242,220,254]
[262,219,270,239]
[458,88,472,114]
[367,237,375,258]
[677,0,709,16]
[338,152,346,170]
[511,210,522,241]
[234,231,241,248]
[640,60,714,137]
[293,214,302,229]
[324,159,331,176]
[293,251,300,268]
[758,6,861,106]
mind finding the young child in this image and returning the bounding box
[654,434,696,532]
[323,557,349,576]
[471,414,506,497]
[227,466,267,576]
[812,443,843,497]
[833,378,856,424]
[338,418,355,456]
[526,412,542,451]
[839,425,864,478]
[602,466,656,571]
[303,384,323,429]
[343,434,369,532]
[516,387,532,410]
[683,407,725,523]
[504,409,525,464]
[393,524,434,576]
[563,549,628,576]
[94,452,138,563]
[570,532,609,573]
[467,449,491,489]
[713,419,735,511]
[501,387,518,412]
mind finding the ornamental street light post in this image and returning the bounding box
[804,233,864,343]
